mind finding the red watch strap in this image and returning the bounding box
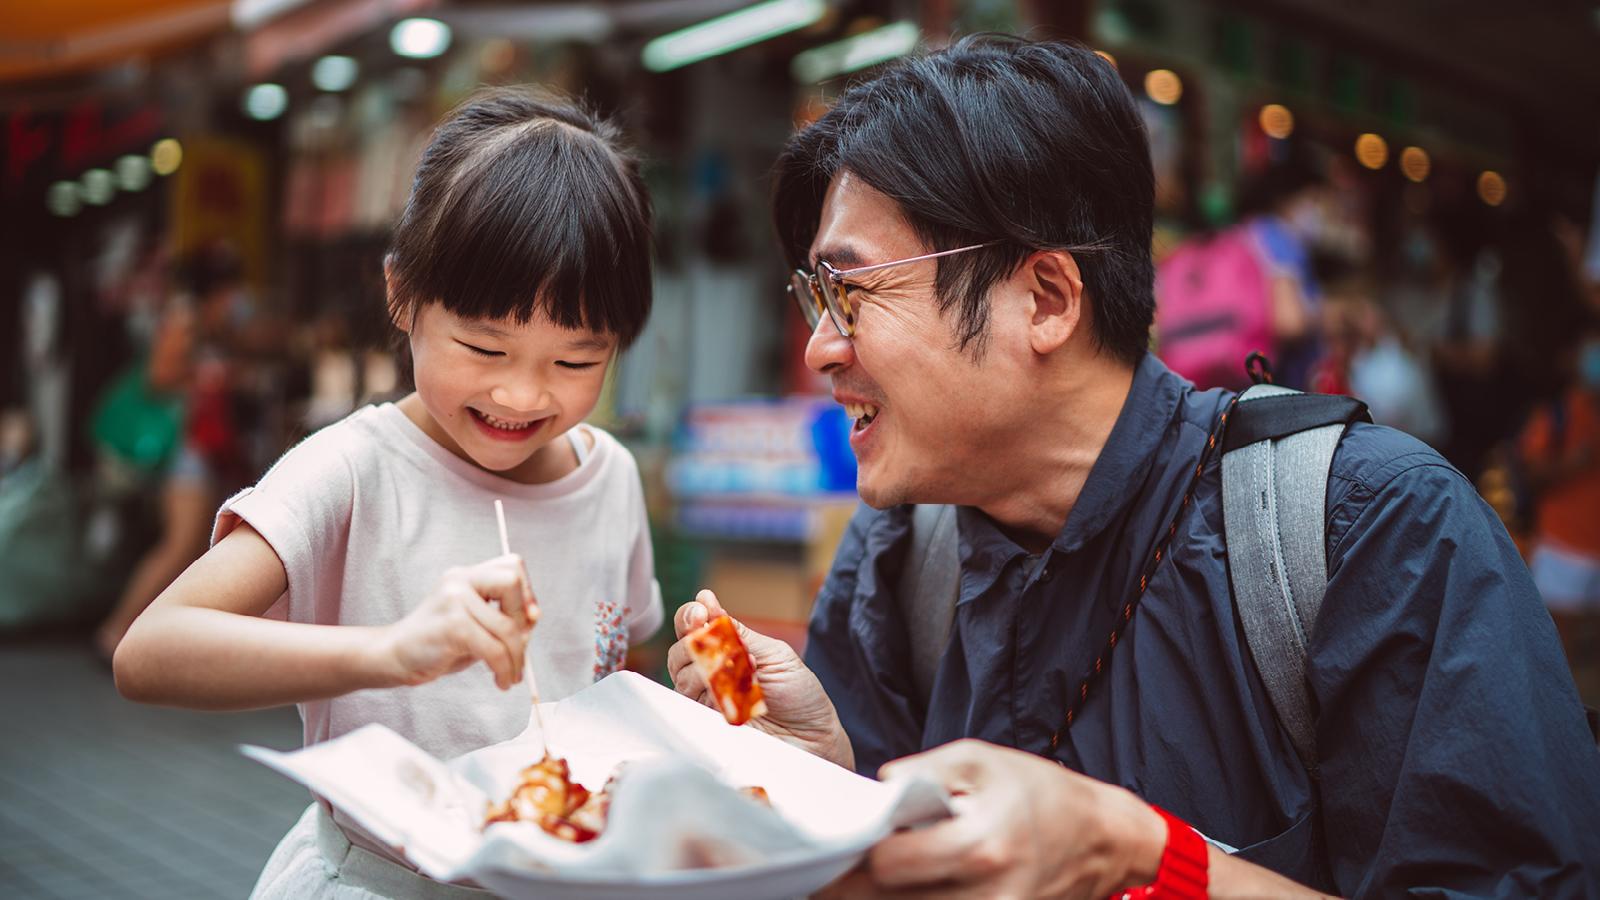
[1109,805,1209,900]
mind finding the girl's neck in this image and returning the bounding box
[395,393,581,485]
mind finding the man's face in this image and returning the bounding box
[804,171,1026,508]
[406,302,614,480]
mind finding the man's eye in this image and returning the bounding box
[556,361,600,370]
[458,341,504,358]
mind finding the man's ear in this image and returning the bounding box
[1024,250,1084,355]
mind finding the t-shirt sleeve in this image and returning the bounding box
[1313,460,1600,896]
[212,426,357,622]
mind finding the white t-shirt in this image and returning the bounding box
[214,403,664,762]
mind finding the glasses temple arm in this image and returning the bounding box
[835,241,999,277]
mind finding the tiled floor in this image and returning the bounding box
[0,640,307,899]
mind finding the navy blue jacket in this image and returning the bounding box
[806,353,1600,897]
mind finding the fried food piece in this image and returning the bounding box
[485,755,604,843]
[685,615,768,725]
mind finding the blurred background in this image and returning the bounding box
[2,1,1599,896]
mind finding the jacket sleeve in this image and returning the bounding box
[1313,457,1600,898]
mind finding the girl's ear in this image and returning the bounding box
[383,255,411,334]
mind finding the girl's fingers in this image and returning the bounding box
[460,592,524,685]
[466,556,535,632]
[514,557,540,626]
[456,612,517,689]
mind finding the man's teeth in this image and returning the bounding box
[843,402,879,424]
[480,411,535,431]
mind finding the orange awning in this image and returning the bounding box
[0,1,233,83]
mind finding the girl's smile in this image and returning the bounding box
[467,408,551,442]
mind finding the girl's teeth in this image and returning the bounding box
[482,412,532,430]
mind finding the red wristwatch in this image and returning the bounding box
[1108,805,1209,900]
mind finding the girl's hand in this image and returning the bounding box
[376,554,539,690]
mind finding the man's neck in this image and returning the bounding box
[974,354,1137,553]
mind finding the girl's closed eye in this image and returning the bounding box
[458,341,504,358]
[556,361,601,370]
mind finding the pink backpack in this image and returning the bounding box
[1155,226,1273,390]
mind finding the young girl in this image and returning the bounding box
[114,87,663,899]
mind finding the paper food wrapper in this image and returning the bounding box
[243,672,950,900]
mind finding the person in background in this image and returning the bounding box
[113,87,663,899]
[94,245,255,659]
[91,294,212,659]
[1236,152,1331,390]
[1521,323,1600,700]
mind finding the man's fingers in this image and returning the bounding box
[694,589,729,621]
[878,739,989,793]
[673,661,711,705]
[866,816,990,890]
[812,865,874,900]
[818,861,988,900]
[462,592,525,684]
[666,638,694,683]
[673,600,708,639]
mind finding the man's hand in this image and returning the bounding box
[668,590,854,770]
[375,554,538,691]
[820,739,1164,899]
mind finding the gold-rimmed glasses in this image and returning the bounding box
[787,241,999,338]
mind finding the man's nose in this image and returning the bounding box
[804,313,853,374]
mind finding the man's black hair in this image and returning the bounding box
[773,34,1154,363]
[387,87,652,348]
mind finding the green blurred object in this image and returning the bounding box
[90,364,186,476]
[642,522,706,684]
[0,461,108,631]
[1214,13,1254,76]
[1200,181,1234,227]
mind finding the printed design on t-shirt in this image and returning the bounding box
[593,598,628,681]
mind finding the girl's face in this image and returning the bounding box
[402,302,615,482]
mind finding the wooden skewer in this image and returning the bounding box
[495,499,548,756]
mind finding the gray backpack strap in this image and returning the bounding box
[1221,384,1367,774]
[898,504,961,708]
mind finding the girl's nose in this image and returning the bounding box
[804,313,854,375]
[489,379,547,414]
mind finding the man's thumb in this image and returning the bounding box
[695,589,729,622]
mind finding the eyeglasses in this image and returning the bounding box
[788,242,999,338]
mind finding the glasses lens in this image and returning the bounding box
[790,271,822,329]
[815,265,855,336]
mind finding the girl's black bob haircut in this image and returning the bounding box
[387,87,653,349]
[773,35,1154,364]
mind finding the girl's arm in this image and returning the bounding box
[114,522,538,710]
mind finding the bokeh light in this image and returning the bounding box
[1259,104,1294,139]
[1477,170,1507,206]
[1355,132,1388,169]
[150,138,183,175]
[1400,146,1430,182]
[1144,69,1182,105]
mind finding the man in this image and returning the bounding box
[670,36,1600,897]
